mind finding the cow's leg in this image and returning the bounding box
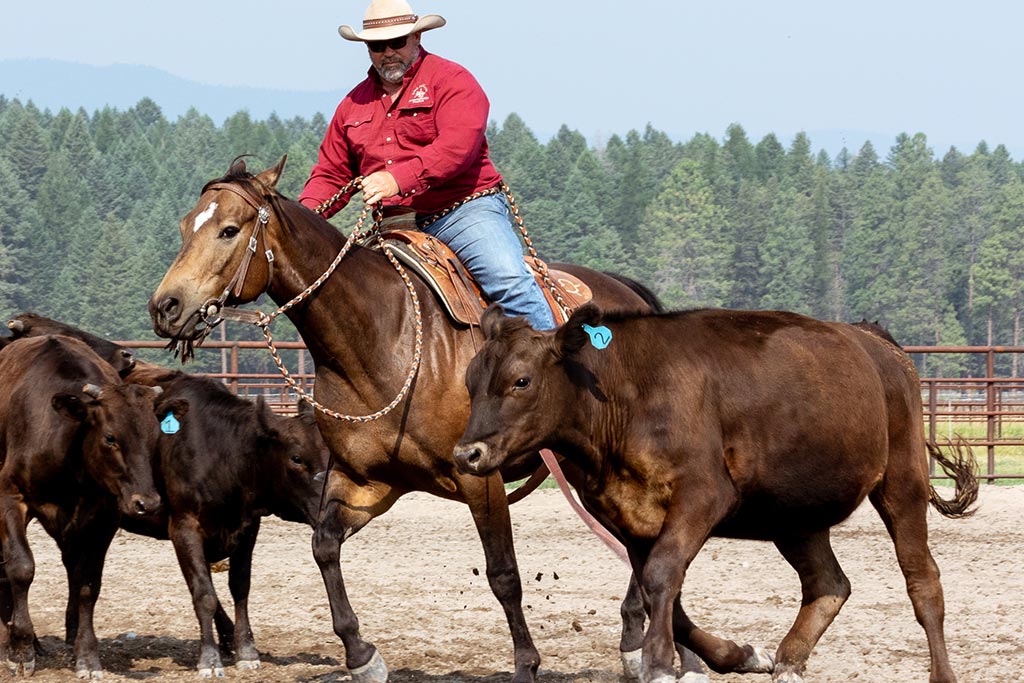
[639,487,772,683]
[213,601,234,654]
[619,576,707,682]
[312,474,400,683]
[460,471,540,683]
[870,478,955,683]
[168,516,226,677]
[0,497,35,676]
[771,530,851,683]
[227,520,261,670]
[61,518,118,680]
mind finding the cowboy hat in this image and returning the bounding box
[339,0,446,42]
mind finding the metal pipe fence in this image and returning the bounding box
[123,340,1024,483]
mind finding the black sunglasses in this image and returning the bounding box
[367,36,409,53]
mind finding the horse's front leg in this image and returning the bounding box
[312,473,399,683]
[459,471,540,683]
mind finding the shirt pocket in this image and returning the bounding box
[397,107,437,147]
[343,114,375,155]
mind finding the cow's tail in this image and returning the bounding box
[602,272,665,313]
[926,436,979,518]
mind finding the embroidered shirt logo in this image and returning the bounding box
[408,84,430,105]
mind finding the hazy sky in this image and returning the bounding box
[4,1,1021,156]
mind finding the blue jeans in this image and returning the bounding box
[419,193,557,330]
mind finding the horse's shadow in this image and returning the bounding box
[34,634,340,678]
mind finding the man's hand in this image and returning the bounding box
[361,171,400,205]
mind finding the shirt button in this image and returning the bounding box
[412,112,418,117]
[386,136,392,142]
[387,113,392,118]
[387,160,393,165]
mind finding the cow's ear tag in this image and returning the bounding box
[160,413,180,435]
[582,323,612,350]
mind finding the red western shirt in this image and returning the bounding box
[299,48,503,218]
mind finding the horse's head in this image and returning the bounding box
[148,156,287,344]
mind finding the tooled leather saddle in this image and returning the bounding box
[366,211,592,327]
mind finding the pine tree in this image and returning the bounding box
[635,159,731,308]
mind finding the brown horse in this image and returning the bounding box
[147,157,660,683]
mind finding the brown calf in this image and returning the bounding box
[455,304,976,683]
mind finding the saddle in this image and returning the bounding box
[367,212,592,327]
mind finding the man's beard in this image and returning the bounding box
[376,47,419,84]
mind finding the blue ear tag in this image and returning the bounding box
[160,413,180,435]
[582,323,612,350]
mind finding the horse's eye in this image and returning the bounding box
[513,377,531,390]
[218,226,240,239]
[103,433,117,446]
[290,455,303,465]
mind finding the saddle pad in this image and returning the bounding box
[375,230,592,327]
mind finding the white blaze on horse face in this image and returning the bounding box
[192,202,218,233]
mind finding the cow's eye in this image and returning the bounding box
[290,455,303,465]
[513,377,531,390]
[103,433,117,446]
[219,226,240,239]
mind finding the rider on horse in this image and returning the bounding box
[299,0,557,330]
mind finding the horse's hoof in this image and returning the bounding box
[677,673,711,683]
[236,659,261,671]
[197,667,226,678]
[75,667,103,680]
[737,646,774,673]
[773,669,804,683]
[620,648,642,680]
[349,649,388,683]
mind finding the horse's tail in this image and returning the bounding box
[926,436,979,518]
[602,272,665,313]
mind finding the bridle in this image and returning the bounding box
[197,181,276,326]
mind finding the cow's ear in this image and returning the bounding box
[52,393,87,422]
[557,303,603,358]
[480,304,506,341]
[296,398,314,418]
[156,397,189,420]
[255,396,283,440]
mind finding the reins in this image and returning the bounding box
[202,177,424,423]
[200,179,566,423]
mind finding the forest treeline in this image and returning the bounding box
[1,95,1022,377]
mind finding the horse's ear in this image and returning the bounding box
[229,157,247,175]
[257,155,288,190]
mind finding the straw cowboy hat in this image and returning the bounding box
[339,0,446,42]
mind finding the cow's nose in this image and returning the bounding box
[453,442,486,474]
[131,493,161,516]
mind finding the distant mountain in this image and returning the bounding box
[0,59,341,123]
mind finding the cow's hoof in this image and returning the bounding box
[7,657,35,676]
[236,659,261,671]
[620,648,642,680]
[75,667,103,680]
[349,649,388,683]
[677,673,711,683]
[197,666,226,678]
[736,646,774,673]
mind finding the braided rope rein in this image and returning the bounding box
[248,180,559,422]
[236,178,424,423]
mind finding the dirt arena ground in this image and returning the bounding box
[11,484,1022,682]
